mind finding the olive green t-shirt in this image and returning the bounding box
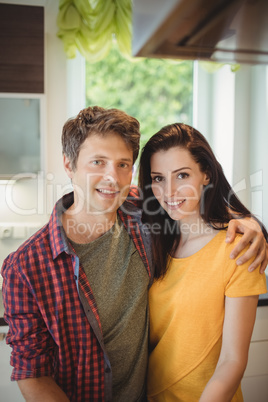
[69,217,149,401]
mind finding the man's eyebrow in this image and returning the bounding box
[119,158,133,162]
[90,155,132,162]
[151,167,191,174]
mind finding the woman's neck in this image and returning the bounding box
[174,217,219,258]
[178,217,213,241]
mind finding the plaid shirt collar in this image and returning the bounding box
[48,192,75,260]
[48,190,147,260]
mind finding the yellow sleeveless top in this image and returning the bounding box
[148,231,267,401]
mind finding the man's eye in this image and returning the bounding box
[119,163,128,168]
[151,176,163,183]
[92,160,103,166]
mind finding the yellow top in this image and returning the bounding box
[148,230,267,401]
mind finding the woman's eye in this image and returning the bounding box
[177,172,189,179]
[151,176,163,183]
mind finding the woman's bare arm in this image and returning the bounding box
[199,295,258,402]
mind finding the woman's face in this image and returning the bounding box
[150,146,210,222]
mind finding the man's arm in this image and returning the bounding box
[18,377,69,402]
[2,256,57,391]
[226,218,268,273]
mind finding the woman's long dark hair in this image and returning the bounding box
[139,123,267,279]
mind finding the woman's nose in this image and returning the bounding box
[164,178,178,198]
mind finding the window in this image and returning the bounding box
[85,42,193,152]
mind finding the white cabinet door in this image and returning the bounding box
[241,306,268,402]
[0,327,24,401]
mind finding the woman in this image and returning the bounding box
[139,123,267,401]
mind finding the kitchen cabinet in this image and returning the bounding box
[0,3,45,179]
[242,306,268,402]
[0,94,45,179]
[0,3,44,93]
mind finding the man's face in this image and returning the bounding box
[64,132,133,215]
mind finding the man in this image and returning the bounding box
[1,106,267,402]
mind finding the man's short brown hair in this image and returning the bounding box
[62,106,141,170]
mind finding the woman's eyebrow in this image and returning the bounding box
[151,167,191,175]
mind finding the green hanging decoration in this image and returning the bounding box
[199,61,240,73]
[57,0,132,63]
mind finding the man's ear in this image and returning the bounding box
[63,154,73,179]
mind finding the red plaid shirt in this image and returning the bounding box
[1,189,153,401]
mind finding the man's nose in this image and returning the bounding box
[103,165,118,183]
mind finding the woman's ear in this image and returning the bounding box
[203,172,210,186]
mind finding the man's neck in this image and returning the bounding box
[62,207,118,244]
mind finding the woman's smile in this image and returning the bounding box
[150,146,210,222]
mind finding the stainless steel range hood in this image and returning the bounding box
[132,0,268,64]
